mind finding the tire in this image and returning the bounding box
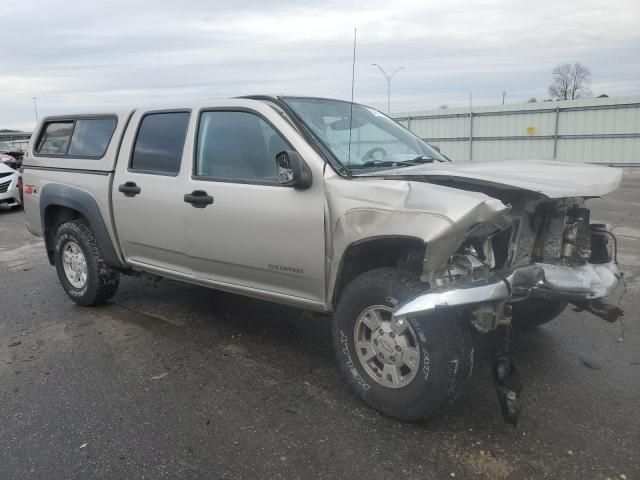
[511,299,567,329]
[332,267,473,422]
[53,219,120,306]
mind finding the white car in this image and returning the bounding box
[0,160,21,208]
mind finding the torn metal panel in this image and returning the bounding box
[324,175,512,300]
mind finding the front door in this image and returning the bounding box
[112,109,192,274]
[184,106,326,302]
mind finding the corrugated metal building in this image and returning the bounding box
[393,95,640,164]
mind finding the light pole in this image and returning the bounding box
[502,91,506,105]
[372,64,404,114]
[32,97,39,124]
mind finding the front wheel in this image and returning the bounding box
[332,268,473,422]
[53,219,120,306]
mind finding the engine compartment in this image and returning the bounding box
[407,196,624,331]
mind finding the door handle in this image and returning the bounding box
[184,190,214,208]
[118,181,141,197]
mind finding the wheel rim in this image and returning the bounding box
[62,240,88,289]
[353,305,421,389]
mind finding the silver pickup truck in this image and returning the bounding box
[21,95,624,423]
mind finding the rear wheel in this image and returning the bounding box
[511,299,567,329]
[332,268,473,422]
[53,219,120,306]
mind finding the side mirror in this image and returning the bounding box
[276,150,312,190]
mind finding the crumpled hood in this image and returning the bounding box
[357,159,623,198]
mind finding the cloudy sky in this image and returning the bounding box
[2,0,639,130]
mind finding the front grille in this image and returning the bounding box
[0,179,11,193]
[0,172,12,179]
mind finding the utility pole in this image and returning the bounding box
[372,64,404,114]
[502,91,506,105]
[32,97,39,124]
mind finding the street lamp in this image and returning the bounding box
[32,97,39,124]
[372,64,404,114]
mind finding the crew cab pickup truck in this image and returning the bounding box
[22,96,624,423]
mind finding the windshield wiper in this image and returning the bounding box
[350,155,439,169]
[408,155,446,163]
[350,160,410,169]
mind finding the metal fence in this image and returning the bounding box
[393,95,640,165]
[0,131,31,153]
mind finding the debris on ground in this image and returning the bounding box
[222,344,247,357]
[8,341,21,347]
[461,451,513,479]
[579,357,602,370]
[151,372,169,380]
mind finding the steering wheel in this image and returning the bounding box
[361,147,387,162]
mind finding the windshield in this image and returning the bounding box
[282,97,446,171]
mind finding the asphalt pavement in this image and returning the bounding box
[1,171,639,479]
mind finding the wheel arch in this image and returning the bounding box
[40,183,125,268]
[331,236,426,309]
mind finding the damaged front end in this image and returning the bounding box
[395,198,625,325]
[393,196,625,425]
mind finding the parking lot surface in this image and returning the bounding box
[1,171,639,480]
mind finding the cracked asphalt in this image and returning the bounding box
[1,171,639,479]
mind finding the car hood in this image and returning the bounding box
[0,162,17,175]
[356,159,622,198]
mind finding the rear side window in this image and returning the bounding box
[35,117,116,157]
[68,118,116,156]
[36,122,74,155]
[130,112,190,174]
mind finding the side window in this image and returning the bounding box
[131,112,190,174]
[36,121,74,155]
[68,118,116,157]
[36,117,117,157]
[195,111,289,181]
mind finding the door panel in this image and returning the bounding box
[112,110,192,274]
[186,181,325,300]
[185,108,325,301]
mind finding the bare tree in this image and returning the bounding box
[548,63,592,100]
[527,97,538,103]
[438,104,449,109]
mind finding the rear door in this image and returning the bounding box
[183,102,326,302]
[112,109,192,274]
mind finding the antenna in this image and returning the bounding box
[347,28,357,170]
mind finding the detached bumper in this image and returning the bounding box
[394,262,624,319]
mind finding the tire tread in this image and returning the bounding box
[54,219,119,306]
[333,267,473,422]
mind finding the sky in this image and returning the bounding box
[2,0,639,130]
